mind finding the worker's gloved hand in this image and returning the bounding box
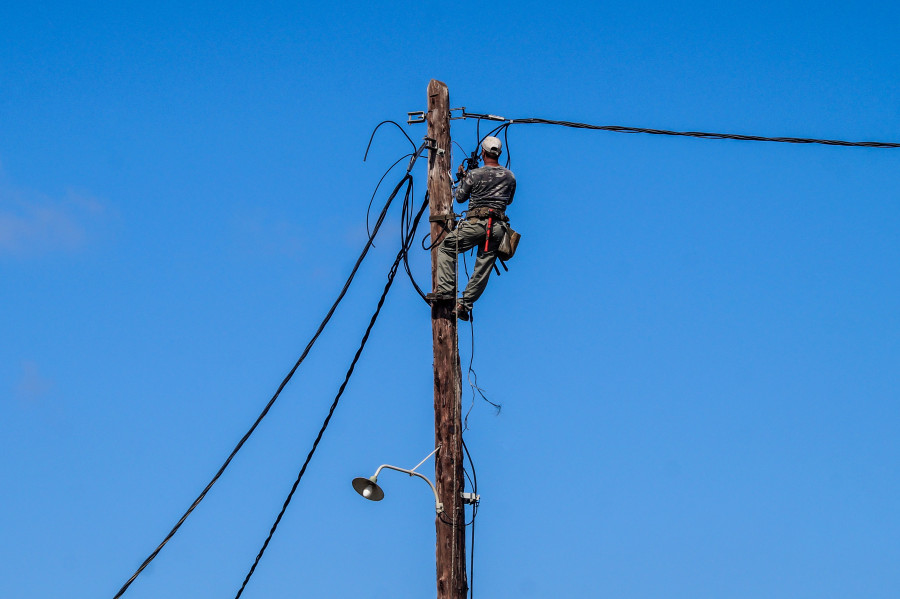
[456,164,466,182]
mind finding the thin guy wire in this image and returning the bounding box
[463,317,501,433]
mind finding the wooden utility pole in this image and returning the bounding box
[426,79,467,599]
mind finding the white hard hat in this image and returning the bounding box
[481,136,502,157]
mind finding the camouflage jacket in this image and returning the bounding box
[455,166,516,212]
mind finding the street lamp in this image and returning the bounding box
[352,445,443,514]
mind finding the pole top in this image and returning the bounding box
[428,79,448,95]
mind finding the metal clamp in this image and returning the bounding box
[450,107,466,120]
[406,136,438,172]
[423,136,445,157]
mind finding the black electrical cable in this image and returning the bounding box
[471,519,478,595]
[476,117,481,153]
[400,177,416,250]
[395,174,427,299]
[364,120,416,159]
[421,220,454,252]
[366,152,414,238]
[481,121,509,144]
[468,122,513,172]
[233,189,430,599]
[401,191,429,301]
[473,123,513,168]
[436,502,475,527]
[113,173,412,599]
[462,438,478,599]
[502,125,512,168]
[363,119,426,238]
[463,111,900,148]
[462,466,475,492]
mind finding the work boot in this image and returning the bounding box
[425,291,455,304]
[455,303,471,321]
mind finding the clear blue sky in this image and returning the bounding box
[2,1,898,598]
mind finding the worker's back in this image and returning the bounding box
[458,165,516,211]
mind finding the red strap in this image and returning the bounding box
[484,216,492,252]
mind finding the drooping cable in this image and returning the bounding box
[363,120,420,238]
[364,120,416,159]
[475,117,481,153]
[365,153,413,238]
[502,125,512,168]
[462,438,479,599]
[463,112,900,148]
[233,189,430,598]
[421,219,454,252]
[401,189,429,301]
[113,173,412,599]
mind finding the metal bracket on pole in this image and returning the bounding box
[424,136,445,157]
[410,107,465,124]
[406,136,441,172]
[460,492,480,505]
[413,107,508,124]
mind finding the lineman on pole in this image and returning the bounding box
[426,136,516,321]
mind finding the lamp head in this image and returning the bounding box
[352,476,384,501]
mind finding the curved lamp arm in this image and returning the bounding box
[352,445,443,514]
[372,464,443,514]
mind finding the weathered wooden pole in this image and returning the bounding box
[426,79,467,599]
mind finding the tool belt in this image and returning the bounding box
[466,207,520,261]
[466,207,508,222]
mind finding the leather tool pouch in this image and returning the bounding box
[497,223,521,261]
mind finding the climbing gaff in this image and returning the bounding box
[351,445,443,513]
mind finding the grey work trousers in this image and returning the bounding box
[435,217,506,310]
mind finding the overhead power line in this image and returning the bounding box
[462,111,900,148]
